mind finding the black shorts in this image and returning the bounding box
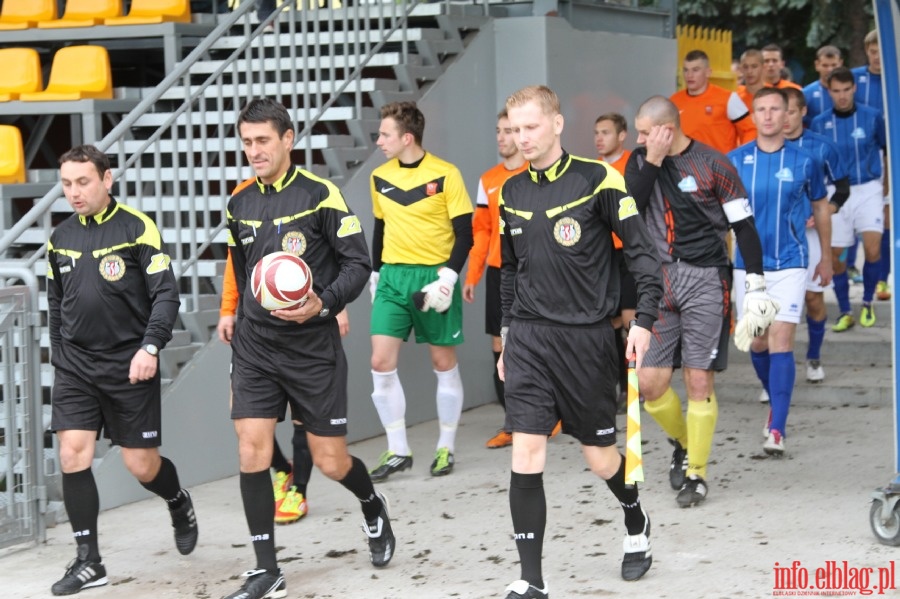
[503,319,618,447]
[485,266,502,337]
[616,250,638,312]
[230,319,348,436]
[50,358,162,449]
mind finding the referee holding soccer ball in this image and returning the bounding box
[223,98,394,599]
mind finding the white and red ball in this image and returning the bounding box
[251,252,313,311]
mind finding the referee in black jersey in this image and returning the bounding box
[222,98,394,599]
[47,145,197,595]
[497,86,663,599]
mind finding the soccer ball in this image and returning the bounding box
[250,252,313,310]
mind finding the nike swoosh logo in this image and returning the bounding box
[452,331,461,338]
[380,186,395,193]
[488,187,499,194]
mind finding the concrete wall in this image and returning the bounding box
[93,16,677,509]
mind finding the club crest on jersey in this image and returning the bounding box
[99,254,126,282]
[859,75,868,83]
[282,231,307,256]
[677,175,699,193]
[851,127,867,140]
[553,216,581,247]
[705,105,713,115]
[774,167,794,182]
[426,181,439,196]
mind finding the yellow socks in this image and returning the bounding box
[643,386,687,447]
[686,393,718,480]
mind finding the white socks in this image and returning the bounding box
[435,365,463,452]
[371,365,464,455]
[371,369,410,456]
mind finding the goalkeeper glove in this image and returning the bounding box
[734,273,780,352]
[368,271,380,304]
[419,267,457,313]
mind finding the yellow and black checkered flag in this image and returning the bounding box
[624,357,644,487]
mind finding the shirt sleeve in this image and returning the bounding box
[220,250,239,317]
[499,186,516,328]
[444,166,474,220]
[46,238,63,349]
[315,182,373,313]
[136,222,180,349]
[465,177,492,286]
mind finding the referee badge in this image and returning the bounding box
[554,216,581,247]
[282,231,307,256]
[98,254,126,282]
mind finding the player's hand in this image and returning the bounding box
[625,324,651,370]
[645,125,674,166]
[462,283,476,304]
[336,308,350,337]
[271,290,322,324]
[813,258,833,287]
[497,349,505,382]
[420,268,458,313]
[129,348,158,384]
[369,271,380,304]
[217,315,235,344]
[734,274,780,352]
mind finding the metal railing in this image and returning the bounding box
[0,0,427,312]
[0,266,45,551]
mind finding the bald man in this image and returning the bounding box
[625,96,777,508]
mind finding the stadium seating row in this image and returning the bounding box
[0,46,112,102]
[0,0,191,30]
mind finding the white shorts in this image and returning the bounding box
[806,227,832,292]
[832,179,884,247]
[734,268,807,324]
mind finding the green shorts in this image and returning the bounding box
[371,263,464,346]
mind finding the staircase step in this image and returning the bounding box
[154,78,399,101]
[180,51,415,74]
[209,27,444,50]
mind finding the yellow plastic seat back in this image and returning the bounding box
[0,126,27,184]
[0,48,43,101]
[104,0,190,26]
[38,0,122,29]
[19,46,113,102]
[0,0,57,30]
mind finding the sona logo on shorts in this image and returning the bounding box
[330,418,347,425]
[596,427,615,436]
[142,430,159,439]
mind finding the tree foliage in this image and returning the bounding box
[677,0,874,83]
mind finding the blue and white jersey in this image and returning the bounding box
[787,129,848,187]
[728,142,826,271]
[802,80,833,128]
[810,104,886,185]
[853,66,883,114]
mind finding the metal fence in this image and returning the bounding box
[0,266,45,552]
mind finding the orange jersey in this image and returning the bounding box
[671,84,757,153]
[465,160,528,286]
[600,149,631,249]
[221,250,238,316]
[773,78,802,90]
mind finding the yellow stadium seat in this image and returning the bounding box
[38,0,122,29]
[0,126,27,184]
[104,0,191,25]
[0,0,57,30]
[19,46,113,102]
[0,48,43,102]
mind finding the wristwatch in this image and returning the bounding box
[142,343,159,357]
[318,307,330,318]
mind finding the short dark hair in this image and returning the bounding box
[762,43,783,58]
[237,98,294,138]
[380,101,425,146]
[497,108,508,120]
[827,66,855,87]
[753,87,788,107]
[816,45,842,60]
[783,86,806,108]
[595,112,628,134]
[684,49,709,64]
[59,145,110,176]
